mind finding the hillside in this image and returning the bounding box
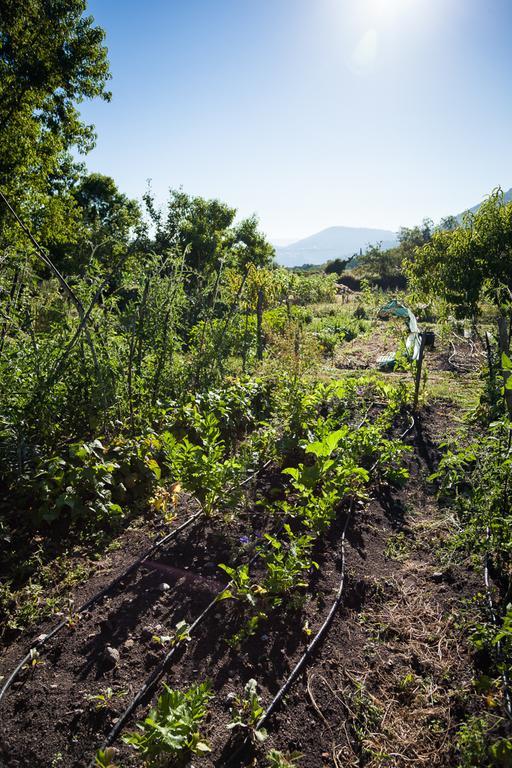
[274,226,397,267]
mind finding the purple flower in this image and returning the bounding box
[239,535,250,545]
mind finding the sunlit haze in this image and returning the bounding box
[80,0,512,241]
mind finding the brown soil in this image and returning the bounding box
[335,319,484,375]
[0,406,483,768]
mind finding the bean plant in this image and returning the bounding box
[227,678,268,743]
[123,681,213,763]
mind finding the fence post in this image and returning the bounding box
[413,332,426,410]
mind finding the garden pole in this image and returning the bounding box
[413,332,426,410]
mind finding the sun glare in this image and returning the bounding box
[358,0,419,25]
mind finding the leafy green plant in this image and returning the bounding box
[171,620,192,646]
[86,687,127,710]
[217,563,260,606]
[123,682,212,763]
[259,526,317,607]
[161,409,241,514]
[266,749,302,768]
[24,440,122,526]
[227,678,267,743]
[94,747,119,767]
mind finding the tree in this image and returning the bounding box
[231,215,275,270]
[439,215,459,232]
[0,0,111,250]
[142,188,236,276]
[407,188,512,410]
[141,188,273,276]
[359,242,400,280]
[71,173,140,271]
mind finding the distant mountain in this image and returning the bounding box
[274,226,397,268]
[274,188,512,269]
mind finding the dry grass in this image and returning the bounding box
[309,575,471,768]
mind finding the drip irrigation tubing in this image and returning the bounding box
[0,460,272,707]
[220,416,413,766]
[87,510,285,766]
[223,412,413,765]
[221,503,353,767]
[0,508,202,706]
[400,413,415,440]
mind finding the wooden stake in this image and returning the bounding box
[413,332,426,411]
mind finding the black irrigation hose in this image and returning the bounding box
[221,416,414,766]
[220,504,353,768]
[0,509,203,706]
[92,411,407,763]
[89,587,222,765]
[257,504,352,728]
[0,460,273,707]
[89,508,285,766]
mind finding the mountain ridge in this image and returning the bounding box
[274,225,397,268]
[275,188,512,268]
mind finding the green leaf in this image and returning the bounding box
[282,467,299,481]
[502,352,512,371]
[146,458,161,480]
[216,589,234,602]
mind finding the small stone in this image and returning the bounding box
[124,638,135,650]
[158,582,170,592]
[104,646,120,667]
[36,633,48,643]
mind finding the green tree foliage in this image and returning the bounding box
[397,218,433,258]
[407,188,512,410]
[142,188,273,277]
[53,173,141,273]
[0,0,111,252]
[358,220,432,283]
[359,242,401,280]
[407,189,512,321]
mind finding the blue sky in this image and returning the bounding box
[80,0,512,242]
